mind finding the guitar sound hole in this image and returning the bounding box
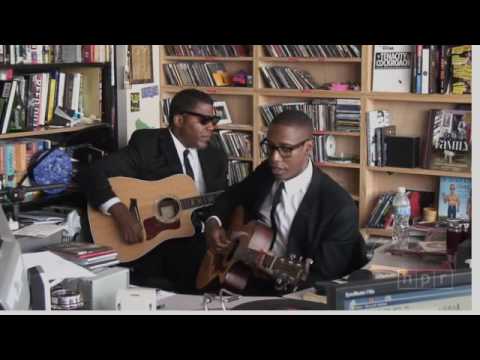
[157,198,180,221]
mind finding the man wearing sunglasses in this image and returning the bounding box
[206,110,368,295]
[82,89,228,293]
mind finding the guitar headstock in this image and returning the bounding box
[270,255,314,293]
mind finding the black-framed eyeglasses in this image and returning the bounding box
[182,111,221,126]
[261,138,312,158]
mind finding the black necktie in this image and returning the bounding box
[269,181,285,250]
[183,149,195,180]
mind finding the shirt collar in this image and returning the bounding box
[278,160,313,195]
[169,129,195,156]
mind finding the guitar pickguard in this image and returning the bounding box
[143,216,181,240]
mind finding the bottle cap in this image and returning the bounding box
[398,187,406,194]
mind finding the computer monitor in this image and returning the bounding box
[318,269,472,311]
[0,206,30,310]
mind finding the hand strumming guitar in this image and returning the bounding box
[109,202,144,244]
[205,218,231,254]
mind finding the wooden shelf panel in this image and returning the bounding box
[257,88,362,98]
[163,56,253,62]
[317,162,360,169]
[368,166,471,178]
[0,62,110,70]
[0,123,107,140]
[367,92,472,104]
[162,85,254,96]
[313,131,360,137]
[228,157,253,162]
[365,228,393,238]
[259,57,362,63]
[216,124,253,131]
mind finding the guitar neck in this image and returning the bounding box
[235,247,277,272]
[179,190,224,210]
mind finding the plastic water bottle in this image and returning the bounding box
[392,187,411,249]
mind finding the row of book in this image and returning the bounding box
[47,242,119,271]
[165,45,251,57]
[263,45,361,58]
[227,161,251,186]
[163,62,240,87]
[0,138,52,189]
[367,192,395,228]
[367,108,471,172]
[372,45,471,95]
[0,70,95,133]
[259,99,360,133]
[260,65,320,90]
[211,131,252,158]
[311,135,359,164]
[0,45,113,65]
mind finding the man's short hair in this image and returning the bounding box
[168,89,214,126]
[271,110,313,133]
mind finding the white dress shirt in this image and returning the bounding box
[257,160,313,257]
[100,129,207,215]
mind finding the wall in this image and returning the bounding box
[115,45,161,148]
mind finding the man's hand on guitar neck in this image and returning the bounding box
[109,202,144,244]
[205,218,231,254]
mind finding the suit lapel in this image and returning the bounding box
[198,148,212,190]
[286,167,322,256]
[159,129,183,174]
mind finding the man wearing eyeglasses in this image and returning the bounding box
[205,110,368,295]
[82,89,228,292]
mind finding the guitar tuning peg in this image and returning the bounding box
[298,256,304,264]
[289,254,297,262]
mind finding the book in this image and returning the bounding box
[451,45,472,95]
[438,176,471,221]
[372,45,413,92]
[367,110,391,166]
[48,242,115,257]
[428,109,471,172]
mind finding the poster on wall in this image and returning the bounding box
[128,45,154,84]
[130,92,140,112]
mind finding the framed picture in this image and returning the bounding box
[213,101,232,125]
[128,45,153,84]
[437,176,471,221]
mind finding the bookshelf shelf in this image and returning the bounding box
[367,92,472,104]
[163,56,253,62]
[367,166,471,179]
[365,228,393,238]
[0,123,108,140]
[313,131,360,137]
[216,124,253,131]
[161,85,254,96]
[259,57,362,63]
[0,62,110,70]
[257,88,362,99]
[228,157,253,162]
[317,162,360,169]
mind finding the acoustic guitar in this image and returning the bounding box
[88,175,223,263]
[196,219,314,293]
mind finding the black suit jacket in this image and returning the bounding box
[212,160,368,287]
[83,128,228,209]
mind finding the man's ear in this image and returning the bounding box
[173,114,184,128]
[305,139,314,155]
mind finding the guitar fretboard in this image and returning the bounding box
[179,191,224,210]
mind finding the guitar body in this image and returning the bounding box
[88,175,199,263]
[196,221,274,291]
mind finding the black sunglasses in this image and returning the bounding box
[261,138,312,158]
[182,111,221,126]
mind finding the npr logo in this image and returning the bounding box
[397,271,454,290]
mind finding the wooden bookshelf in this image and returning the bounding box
[258,57,361,63]
[159,45,472,230]
[0,123,107,140]
[163,56,253,62]
[368,166,471,179]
